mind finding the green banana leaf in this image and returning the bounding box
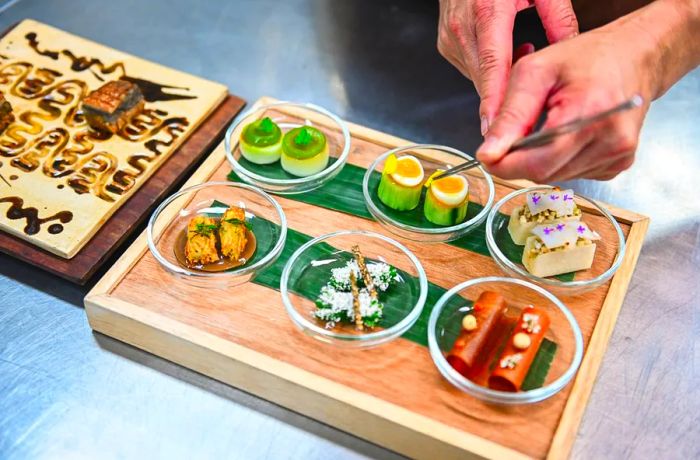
[228,163,575,282]
[209,197,557,391]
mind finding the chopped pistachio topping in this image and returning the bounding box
[518,204,581,224]
[528,236,592,255]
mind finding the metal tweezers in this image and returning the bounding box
[431,94,644,181]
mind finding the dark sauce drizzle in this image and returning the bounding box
[25,32,197,102]
[0,196,72,235]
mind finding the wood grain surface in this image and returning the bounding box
[0,20,227,257]
[0,94,245,284]
[85,97,649,460]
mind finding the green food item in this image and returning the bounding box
[282,126,327,159]
[194,222,218,237]
[521,339,558,391]
[423,189,468,226]
[377,175,422,211]
[241,117,282,147]
[224,218,252,230]
[227,165,576,283]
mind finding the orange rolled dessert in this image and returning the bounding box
[488,306,551,392]
[446,291,506,379]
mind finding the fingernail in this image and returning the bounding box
[477,136,511,163]
[480,116,489,136]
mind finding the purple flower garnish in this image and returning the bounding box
[563,194,573,201]
[577,225,586,234]
[543,227,553,235]
[556,223,565,231]
[531,195,541,204]
[550,194,559,200]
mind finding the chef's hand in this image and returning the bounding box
[474,25,650,182]
[475,0,700,182]
[437,0,579,135]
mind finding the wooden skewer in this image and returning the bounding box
[352,245,377,299]
[349,271,363,331]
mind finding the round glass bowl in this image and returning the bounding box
[280,230,428,348]
[362,144,495,243]
[486,186,626,296]
[225,101,351,195]
[428,277,583,404]
[147,182,287,289]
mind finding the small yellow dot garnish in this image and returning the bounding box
[462,314,477,331]
[513,332,531,350]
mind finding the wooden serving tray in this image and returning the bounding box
[85,97,649,459]
[0,94,245,284]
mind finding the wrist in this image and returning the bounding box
[607,0,700,100]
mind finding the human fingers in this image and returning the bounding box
[437,0,479,81]
[473,0,519,133]
[513,42,536,63]
[476,53,558,164]
[545,122,639,181]
[534,0,579,43]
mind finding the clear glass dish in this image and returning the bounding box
[485,186,626,296]
[147,182,287,289]
[428,276,583,404]
[361,144,495,243]
[280,230,428,348]
[224,101,351,195]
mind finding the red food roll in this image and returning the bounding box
[446,291,506,379]
[488,305,551,392]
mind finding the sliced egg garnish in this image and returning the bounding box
[389,155,424,187]
[430,174,469,206]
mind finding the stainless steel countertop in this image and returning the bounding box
[1,1,698,459]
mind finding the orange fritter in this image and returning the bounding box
[185,216,220,266]
[218,206,248,260]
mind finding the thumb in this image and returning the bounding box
[476,57,556,164]
[473,1,518,134]
[534,0,579,43]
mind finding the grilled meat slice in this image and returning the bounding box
[82,80,144,133]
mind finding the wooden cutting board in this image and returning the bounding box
[85,97,649,459]
[0,19,228,259]
[0,94,245,284]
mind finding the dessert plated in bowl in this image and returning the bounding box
[486,186,626,296]
[428,276,583,404]
[362,144,495,243]
[225,101,351,194]
[280,230,428,348]
[147,182,287,289]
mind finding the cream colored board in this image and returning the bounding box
[0,19,227,258]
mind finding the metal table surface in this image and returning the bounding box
[0,1,698,459]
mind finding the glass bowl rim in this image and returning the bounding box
[361,144,496,235]
[485,186,627,288]
[280,229,429,343]
[146,181,288,279]
[427,276,584,404]
[224,101,351,186]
